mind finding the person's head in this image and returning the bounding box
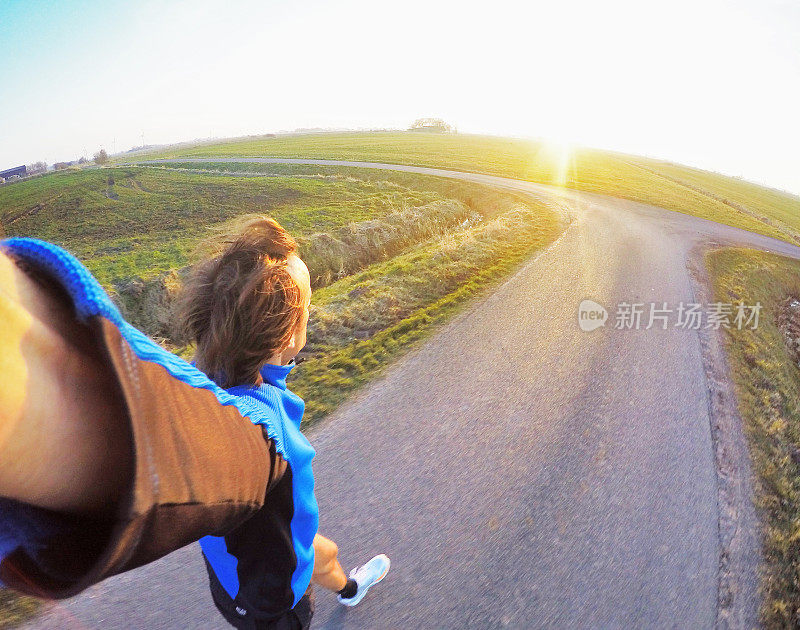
[177,216,311,387]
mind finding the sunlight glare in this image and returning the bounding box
[537,140,575,188]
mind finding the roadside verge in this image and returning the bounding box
[699,246,800,627]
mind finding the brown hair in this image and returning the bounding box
[176,216,305,388]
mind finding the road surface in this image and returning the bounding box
[26,159,800,629]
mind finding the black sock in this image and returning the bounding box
[337,578,358,599]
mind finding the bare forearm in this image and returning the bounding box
[0,251,132,516]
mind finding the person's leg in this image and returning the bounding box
[311,534,348,592]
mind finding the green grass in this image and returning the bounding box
[0,160,562,410]
[0,166,444,286]
[708,247,800,627]
[150,161,550,222]
[631,157,800,242]
[133,131,799,242]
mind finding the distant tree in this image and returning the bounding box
[26,161,47,174]
[78,157,88,165]
[53,162,69,170]
[409,118,454,133]
[94,149,109,164]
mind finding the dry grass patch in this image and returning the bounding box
[0,590,41,629]
[707,247,800,627]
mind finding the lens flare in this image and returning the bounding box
[536,140,575,188]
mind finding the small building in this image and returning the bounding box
[0,165,26,180]
[408,118,454,133]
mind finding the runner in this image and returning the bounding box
[177,216,390,628]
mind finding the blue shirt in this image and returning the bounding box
[200,362,318,609]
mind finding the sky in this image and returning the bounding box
[0,0,798,195]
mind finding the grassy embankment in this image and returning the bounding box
[135,131,800,243]
[295,200,556,418]
[0,164,562,420]
[708,248,800,627]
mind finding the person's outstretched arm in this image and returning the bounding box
[0,250,132,515]
[0,245,281,599]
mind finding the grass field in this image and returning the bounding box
[708,248,800,627]
[0,166,453,286]
[132,131,800,243]
[0,162,563,417]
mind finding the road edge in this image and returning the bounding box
[686,241,762,630]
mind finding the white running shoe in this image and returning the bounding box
[337,554,391,607]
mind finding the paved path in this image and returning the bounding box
[27,159,800,629]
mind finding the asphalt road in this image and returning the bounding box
[26,159,800,629]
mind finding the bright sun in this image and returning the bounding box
[536,140,575,188]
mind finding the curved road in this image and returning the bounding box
[27,159,800,629]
